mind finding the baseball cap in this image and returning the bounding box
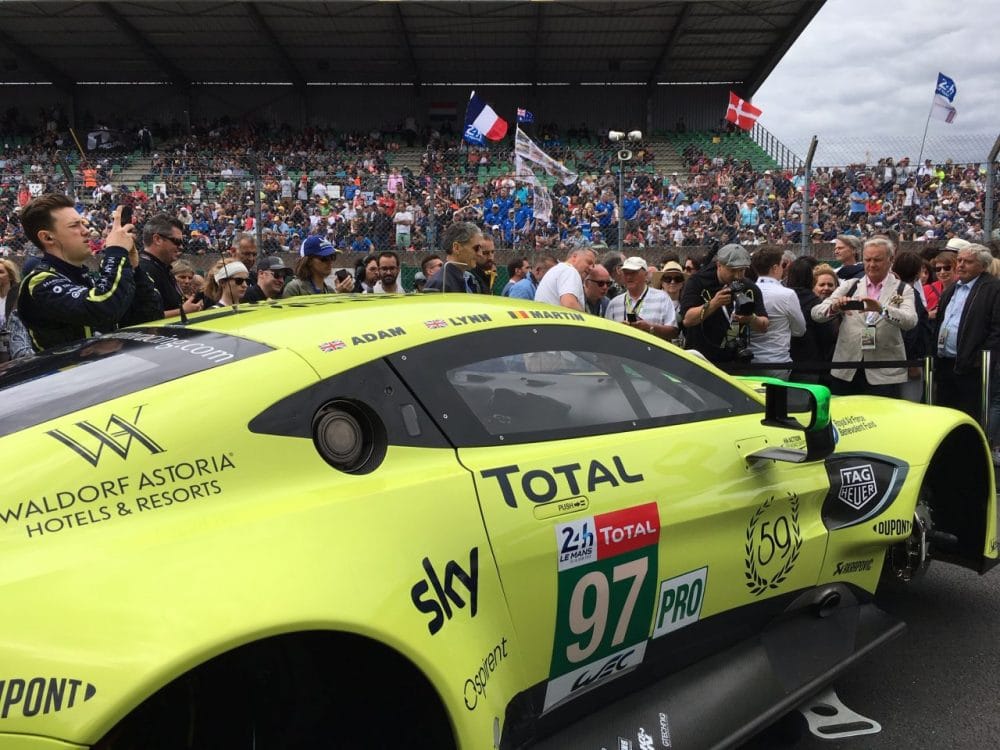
[258,255,289,272]
[414,272,426,282]
[621,256,648,272]
[301,236,337,258]
[717,244,751,268]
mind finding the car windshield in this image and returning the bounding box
[0,328,271,436]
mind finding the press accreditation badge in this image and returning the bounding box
[861,326,876,351]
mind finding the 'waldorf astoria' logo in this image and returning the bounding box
[838,464,877,510]
[46,406,164,468]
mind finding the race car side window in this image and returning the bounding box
[0,328,271,437]
[389,325,760,447]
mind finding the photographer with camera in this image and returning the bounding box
[680,243,768,365]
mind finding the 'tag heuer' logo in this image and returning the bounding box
[46,405,165,467]
[838,464,877,509]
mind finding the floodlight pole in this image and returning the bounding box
[609,130,641,253]
[618,156,625,252]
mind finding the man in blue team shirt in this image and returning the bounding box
[595,194,616,237]
[849,187,869,223]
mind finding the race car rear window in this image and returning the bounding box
[390,325,760,446]
[0,328,271,437]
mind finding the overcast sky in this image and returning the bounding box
[755,0,1000,164]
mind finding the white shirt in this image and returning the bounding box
[605,286,677,328]
[534,262,584,309]
[373,280,406,294]
[749,276,806,364]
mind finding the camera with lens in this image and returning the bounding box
[728,279,756,316]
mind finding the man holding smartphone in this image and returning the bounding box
[17,195,161,352]
[604,257,677,340]
[812,237,916,397]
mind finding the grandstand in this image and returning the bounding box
[0,1,995,266]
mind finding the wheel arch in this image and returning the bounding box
[92,629,457,749]
[921,423,995,572]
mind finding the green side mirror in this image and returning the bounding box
[736,377,835,463]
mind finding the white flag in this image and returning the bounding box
[514,128,578,186]
[532,183,553,223]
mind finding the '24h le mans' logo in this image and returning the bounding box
[46,405,165,467]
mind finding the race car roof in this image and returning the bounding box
[151,293,597,370]
[0,1,824,95]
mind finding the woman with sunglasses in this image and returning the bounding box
[658,260,687,346]
[925,250,958,319]
[284,236,351,298]
[202,260,250,308]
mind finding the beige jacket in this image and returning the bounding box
[812,272,917,385]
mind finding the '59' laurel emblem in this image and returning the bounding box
[745,494,802,596]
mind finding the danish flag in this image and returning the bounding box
[726,92,763,131]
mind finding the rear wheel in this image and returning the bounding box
[882,487,933,583]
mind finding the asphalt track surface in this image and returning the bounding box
[748,558,1000,750]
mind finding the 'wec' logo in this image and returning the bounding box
[46,406,165,467]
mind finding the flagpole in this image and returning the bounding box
[916,98,936,168]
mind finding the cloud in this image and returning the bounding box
[755,0,999,162]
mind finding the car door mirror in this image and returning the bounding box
[737,377,836,464]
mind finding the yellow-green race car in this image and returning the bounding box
[0,294,995,750]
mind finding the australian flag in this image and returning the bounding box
[517,108,535,124]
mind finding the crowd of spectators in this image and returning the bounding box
[0,119,997,265]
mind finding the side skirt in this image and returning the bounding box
[526,588,904,750]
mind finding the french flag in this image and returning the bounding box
[463,90,508,146]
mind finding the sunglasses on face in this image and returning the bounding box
[935,266,952,272]
[228,277,249,286]
[586,279,611,287]
[159,235,184,246]
[665,276,684,283]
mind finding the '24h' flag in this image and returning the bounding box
[931,72,958,123]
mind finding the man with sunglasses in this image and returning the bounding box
[140,213,202,318]
[245,256,289,302]
[583,263,612,316]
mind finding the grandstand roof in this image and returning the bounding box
[0,1,823,94]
